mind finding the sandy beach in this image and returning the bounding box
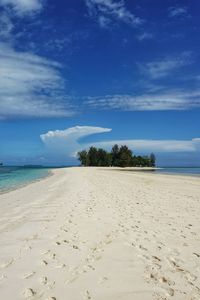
[0,167,200,300]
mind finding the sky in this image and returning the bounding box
[0,0,200,166]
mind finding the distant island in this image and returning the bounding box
[78,144,156,168]
[23,165,43,168]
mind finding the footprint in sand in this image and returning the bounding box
[41,250,51,255]
[25,234,38,241]
[152,256,161,262]
[98,276,108,284]
[193,252,200,258]
[139,245,148,251]
[185,271,197,282]
[40,276,47,285]
[164,287,175,297]
[41,260,48,266]
[22,288,36,298]
[0,258,14,269]
[65,275,79,284]
[87,264,95,271]
[82,290,92,300]
[0,274,7,282]
[47,281,56,290]
[55,263,66,269]
[23,245,32,251]
[50,253,56,259]
[73,245,79,250]
[23,272,36,279]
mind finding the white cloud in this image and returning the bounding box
[0,0,44,40]
[0,43,74,119]
[40,126,112,157]
[98,15,111,28]
[85,89,200,111]
[0,13,13,39]
[168,6,188,18]
[92,139,198,153]
[142,52,192,79]
[0,0,43,15]
[85,0,143,28]
[137,32,154,41]
[0,0,73,119]
[40,126,200,163]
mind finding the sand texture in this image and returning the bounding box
[0,167,200,300]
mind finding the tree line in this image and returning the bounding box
[78,144,156,168]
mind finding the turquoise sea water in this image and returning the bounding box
[0,166,50,193]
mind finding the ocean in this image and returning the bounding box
[156,167,200,176]
[0,166,51,193]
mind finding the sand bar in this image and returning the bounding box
[0,167,200,300]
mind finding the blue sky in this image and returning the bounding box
[0,0,200,166]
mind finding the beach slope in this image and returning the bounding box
[0,167,200,300]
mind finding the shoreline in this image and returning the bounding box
[0,169,54,195]
[0,166,199,195]
[0,167,200,299]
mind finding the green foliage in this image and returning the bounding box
[97,149,112,166]
[77,150,87,166]
[118,145,132,167]
[87,147,99,166]
[150,153,156,167]
[111,144,120,166]
[77,145,156,168]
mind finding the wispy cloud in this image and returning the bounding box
[0,0,76,119]
[137,32,154,41]
[141,52,192,79]
[92,139,198,153]
[85,89,200,111]
[85,0,143,28]
[40,126,200,163]
[0,13,13,40]
[168,6,188,18]
[0,0,43,16]
[0,0,44,40]
[0,43,74,119]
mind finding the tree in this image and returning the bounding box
[150,153,156,167]
[118,145,132,167]
[97,149,111,166]
[77,145,156,168]
[131,155,138,167]
[77,150,88,166]
[87,147,99,166]
[111,144,120,166]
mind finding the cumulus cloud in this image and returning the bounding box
[85,89,200,111]
[85,0,143,28]
[40,126,112,158]
[0,43,74,119]
[40,126,200,164]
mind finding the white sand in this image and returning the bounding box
[0,167,200,300]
